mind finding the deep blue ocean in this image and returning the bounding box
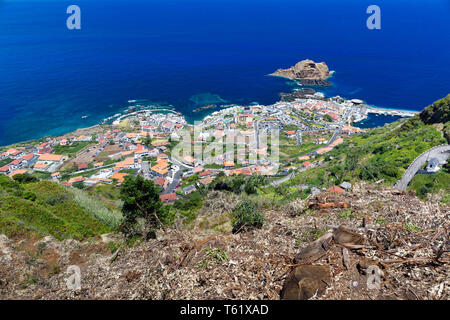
[0,0,449,146]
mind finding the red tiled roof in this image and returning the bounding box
[198,170,212,177]
[160,193,177,202]
[328,185,345,194]
[154,177,167,187]
[69,176,85,183]
[0,165,11,172]
[38,154,63,162]
[22,153,34,161]
[77,163,89,170]
[9,150,22,156]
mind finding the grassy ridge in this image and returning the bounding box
[0,176,113,240]
[69,187,122,227]
[282,117,448,193]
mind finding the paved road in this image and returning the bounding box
[163,168,183,194]
[326,128,342,147]
[270,172,295,187]
[163,156,190,194]
[394,145,450,190]
[141,161,151,179]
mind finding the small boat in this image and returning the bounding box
[81,115,88,119]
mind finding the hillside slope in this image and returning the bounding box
[0,183,448,300]
[0,176,116,241]
[420,94,450,125]
[0,96,449,300]
[282,94,449,199]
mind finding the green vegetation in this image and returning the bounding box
[61,166,112,181]
[0,95,448,246]
[13,173,38,184]
[419,94,450,125]
[279,143,317,159]
[244,175,269,195]
[375,217,388,225]
[210,173,269,195]
[0,158,12,167]
[69,187,122,227]
[302,226,327,241]
[72,181,85,189]
[405,223,423,233]
[338,209,355,220]
[180,174,199,189]
[0,175,111,240]
[198,247,228,267]
[87,183,123,212]
[440,194,450,205]
[119,168,138,174]
[283,166,329,188]
[285,117,447,190]
[408,170,450,200]
[31,171,51,180]
[283,124,299,131]
[173,189,204,223]
[204,163,225,169]
[119,175,171,239]
[53,141,92,156]
[280,94,449,201]
[323,114,334,122]
[231,200,264,233]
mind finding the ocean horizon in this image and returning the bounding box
[0,0,449,146]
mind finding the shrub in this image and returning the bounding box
[174,191,203,212]
[119,175,166,240]
[198,247,228,267]
[72,181,85,189]
[23,191,36,201]
[46,194,71,206]
[244,181,257,195]
[231,200,264,233]
[211,174,246,194]
[13,173,38,184]
[418,183,433,198]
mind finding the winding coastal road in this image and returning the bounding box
[394,144,450,190]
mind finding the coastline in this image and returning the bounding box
[0,66,419,148]
[364,103,420,115]
[0,96,419,148]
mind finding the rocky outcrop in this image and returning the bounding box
[271,59,331,85]
[280,88,317,102]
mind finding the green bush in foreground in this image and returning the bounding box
[119,175,170,240]
[231,200,264,233]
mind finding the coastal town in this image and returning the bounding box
[0,94,418,204]
[1,0,449,302]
